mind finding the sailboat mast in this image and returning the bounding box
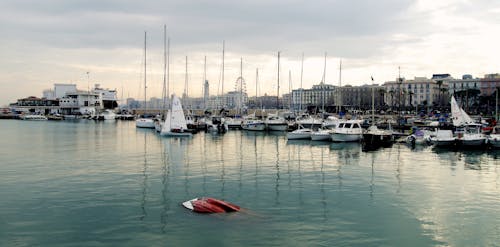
[289,70,292,110]
[300,52,304,112]
[256,68,260,109]
[322,52,327,112]
[167,37,170,108]
[221,40,225,109]
[277,51,280,109]
[371,77,375,125]
[240,57,243,115]
[184,56,188,108]
[144,31,147,112]
[162,25,167,111]
[338,59,342,114]
[203,56,207,110]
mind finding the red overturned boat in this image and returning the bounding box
[182,197,240,213]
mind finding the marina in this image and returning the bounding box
[1,119,500,246]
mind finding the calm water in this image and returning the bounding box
[1,120,499,246]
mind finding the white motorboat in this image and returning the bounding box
[311,127,333,141]
[265,113,288,131]
[287,125,313,140]
[429,129,456,147]
[330,120,363,142]
[160,95,192,137]
[136,117,155,128]
[458,124,486,147]
[225,117,244,129]
[487,127,500,148]
[21,114,48,121]
[295,115,322,129]
[405,129,432,146]
[241,113,266,131]
[100,109,116,120]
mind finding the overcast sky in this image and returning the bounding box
[1,0,499,105]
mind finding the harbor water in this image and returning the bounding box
[1,120,499,246]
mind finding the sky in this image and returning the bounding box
[1,0,499,106]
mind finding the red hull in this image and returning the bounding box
[186,197,240,213]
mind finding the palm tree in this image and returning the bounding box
[439,87,448,110]
[378,88,386,109]
[389,89,395,111]
[436,80,443,108]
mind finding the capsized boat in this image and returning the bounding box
[182,197,240,214]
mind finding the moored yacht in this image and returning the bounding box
[241,113,266,131]
[487,126,500,148]
[287,125,313,140]
[265,113,288,131]
[330,120,363,142]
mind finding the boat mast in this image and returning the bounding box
[167,36,170,108]
[322,52,327,113]
[338,59,342,114]
[371,76,375,125]
[144,31,147,113]
[289,70,292,110]
[256,68,261,110]
[277,51,280,109]
[162,25,167,112]
[300,52,304,113]
[221,40,225,110]
[203,55,207,110]
[240,57,243,115]
[184,56,188,109]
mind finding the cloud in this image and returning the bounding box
[0,0,499,105]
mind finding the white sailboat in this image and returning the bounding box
[160,95,192,137]
[450,96,486,147]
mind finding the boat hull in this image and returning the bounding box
[287,133,311,140]
[136,118,155,128]
[266,124,288,131]
[311,133,331,141]
[242,123,266,131]
[331,133,362,142]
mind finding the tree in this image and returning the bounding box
[436,80,443,108]
[389,89,395,110]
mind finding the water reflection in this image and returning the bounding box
[140,132,148,221]
[160,138,171,233]
[330,142,361,164]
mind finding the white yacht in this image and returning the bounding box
[21,114,48,121]
[265,113,288,131]
[287,125,313,140]
[311,127,334,141]
[487,126,500,148]
[330,120,363,142]
[429,129,456,147]
[136,117,155,128]
[241,113,266,131]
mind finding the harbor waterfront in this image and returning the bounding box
[1,120,500,246]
